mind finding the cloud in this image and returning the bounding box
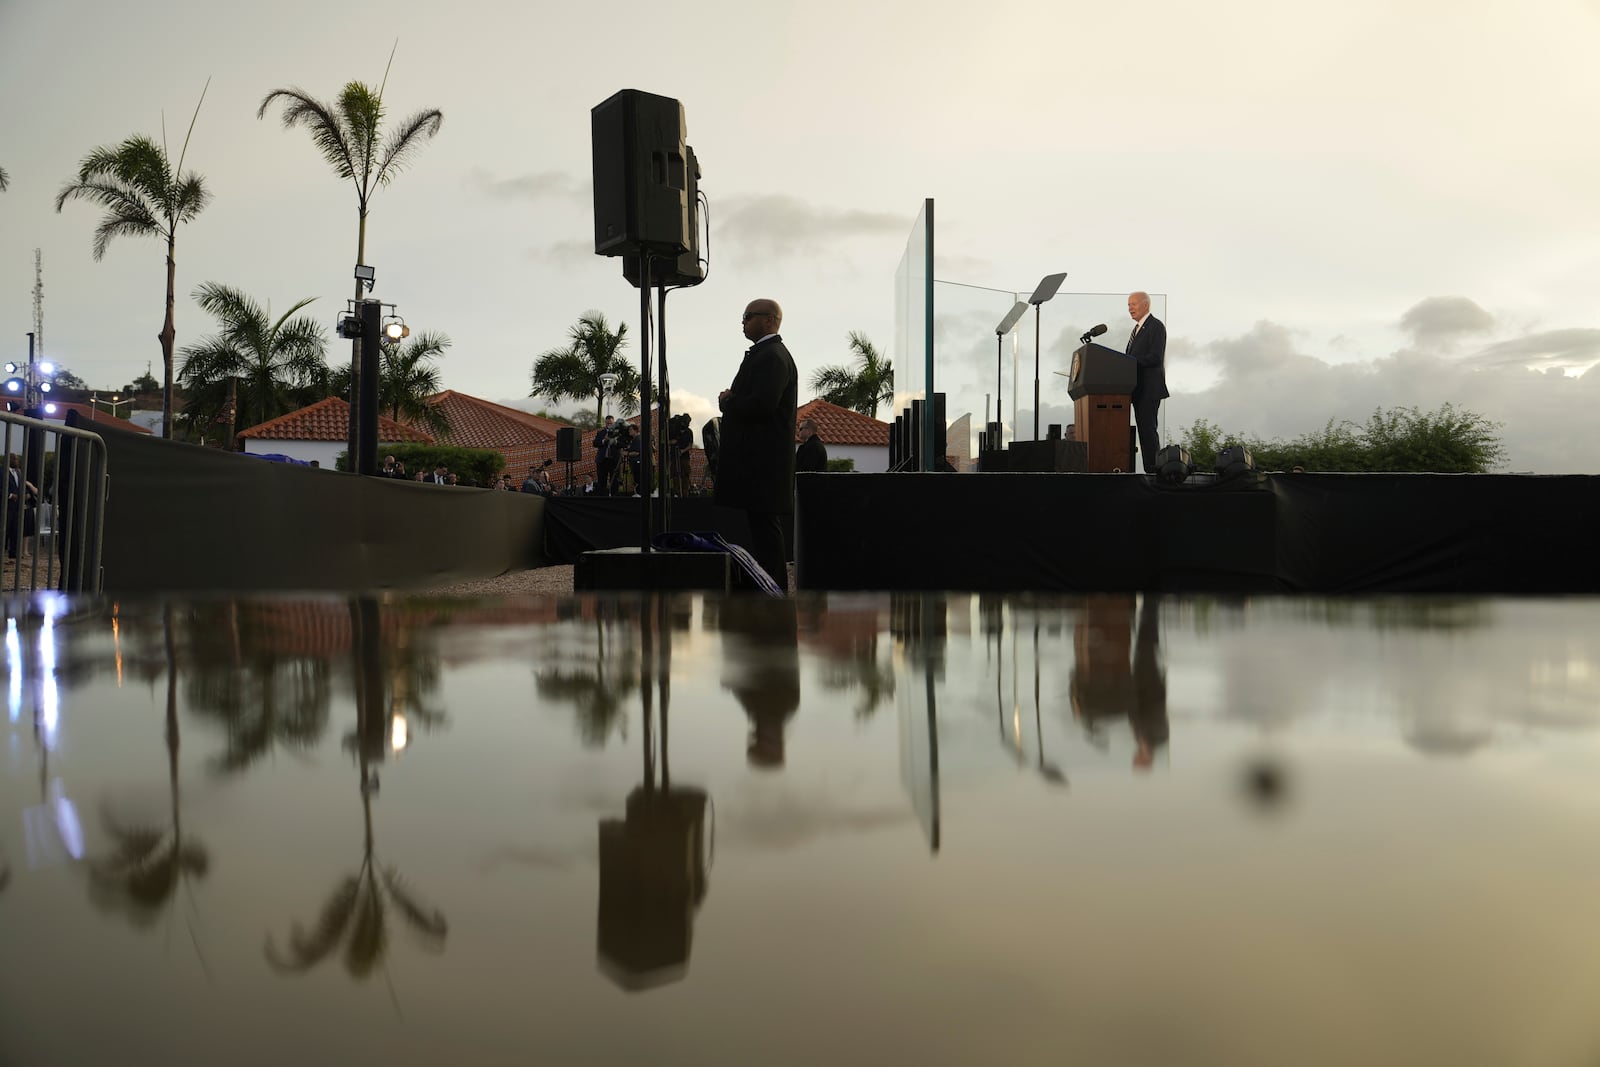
[1167,318,1600,473]
[531,238,594,265]
[713,194,909,258]
[467,167,589,202]
[1467,328,1600,371]
[1398,296,1495,345]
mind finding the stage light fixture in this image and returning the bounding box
[382,315,410,342]
[3,378,22,394]
[336,313,362,340]
[37,361,55,376]
[3,362,16,373]
[1154,444,1193,485]
[354,263,376,292]
[43,402,58,415]
[1216,445,1256,479]
[38,381,51,393]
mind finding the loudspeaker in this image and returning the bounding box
[591,90,691,257]
[1216,445,1255,479]
[556,426,581,463]
[624,145,704,288]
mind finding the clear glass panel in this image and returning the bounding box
[892,201,931,413]
[931,282,1167,458]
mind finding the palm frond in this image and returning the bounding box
[266,875,360,973]
[92,213,162,261]
[0,165,10,192]
[259,87,359,184]
[374,108,443,188]
[381,866,448,945]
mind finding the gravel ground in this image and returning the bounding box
[419,562,797,597]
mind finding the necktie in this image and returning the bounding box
[1127,323,1139,353]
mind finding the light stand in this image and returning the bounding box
[1027,273,1066,440]
[992,300,1028,450]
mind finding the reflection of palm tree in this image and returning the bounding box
[87,607,210,940]
[536,620,638,747]
[265,777,446,978]
[267,599,447,980]
[816,645,896,720]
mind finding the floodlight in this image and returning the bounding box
[1216,445,1255,480]
[3,378,22,394]
[382,316,410,342]
[337,313,362,340]
[354,264,376,292]
[3,362,16,373]
[43,402,57,415]
[38,381,51,393]
[37,361,55,376]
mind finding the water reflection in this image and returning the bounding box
[87,607,209,966]
[1069,595,1169,771]
[720,598,800,768]
[265,599,448,981]
[597,595,712,991]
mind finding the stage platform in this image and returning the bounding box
[791,472,1600,594]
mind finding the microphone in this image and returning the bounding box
[1079,323,1107,344]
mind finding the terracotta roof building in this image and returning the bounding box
[237,398,433,467]
[51,403,152,436]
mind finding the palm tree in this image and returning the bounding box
[329,331,452,437]
[530,312,640,424]
[177,283,328,435]
[809,331,895,417]
[258,59,443,457]
[0,165,9,191]
[55,86,211,439]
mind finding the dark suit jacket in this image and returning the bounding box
[1126,315,1169,407]
[795,435,828,473]
[714,336,798,514]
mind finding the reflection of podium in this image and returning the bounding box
[1066,343,1136,473]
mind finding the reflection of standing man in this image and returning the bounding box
[716,299,798,588]
[1126,291,1168,474]
[1129,595,1169,771]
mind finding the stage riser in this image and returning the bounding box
[794,473,1600,594]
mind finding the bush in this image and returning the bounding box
[1177,403,1504,473]
[335,444,506,485]
[825,457,856,472]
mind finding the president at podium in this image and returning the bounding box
[1126,291,1168,474]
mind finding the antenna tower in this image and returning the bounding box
[32,249,44,360]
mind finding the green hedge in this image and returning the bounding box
[334,444,506,486]
[1178,403,1505,474]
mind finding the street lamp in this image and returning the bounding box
[90,394,133,419]
[599,372,619,418]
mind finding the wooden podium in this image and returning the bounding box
[1065,343,1137,473]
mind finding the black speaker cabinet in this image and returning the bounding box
[592,90,690,257]
[555,426,581,463]
[623,145,704,288]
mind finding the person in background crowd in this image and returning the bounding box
[795,417,828,473]
[593,415,619,496]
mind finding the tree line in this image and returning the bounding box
[1178,403,1506,473]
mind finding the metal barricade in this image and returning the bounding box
[2,410,109,594]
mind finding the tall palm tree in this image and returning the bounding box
[809,331,895,417]
[177,282,328,435]
[329,331,452,437]
[258,59,443,458]
[530,312,640,424]
[55,86,211,438]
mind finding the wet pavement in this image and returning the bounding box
[4,592,1600,1066]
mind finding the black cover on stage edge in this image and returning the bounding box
[542,496,793,564]
[794,472,1600,594]
[71,413,546,593]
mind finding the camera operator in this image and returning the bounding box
[593,415,619,496]
[619,422,644,495]
[668,412,694,496]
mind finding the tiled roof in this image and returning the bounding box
[53,403,151,434]
[420,391,572,449]
[237,397,434,443]
[796,399,890,446]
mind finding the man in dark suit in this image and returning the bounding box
[1126,290,1169,474]
[715,298,798,589]
[794,417,828,473]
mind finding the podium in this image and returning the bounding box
[1066,343,1136,473]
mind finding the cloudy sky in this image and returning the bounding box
[2,0,1598,471]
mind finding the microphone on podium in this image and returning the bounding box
[1079,323,1108,344]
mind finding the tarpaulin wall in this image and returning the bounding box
[76,415,546,594]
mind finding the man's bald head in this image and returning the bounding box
[742,299,783,342]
